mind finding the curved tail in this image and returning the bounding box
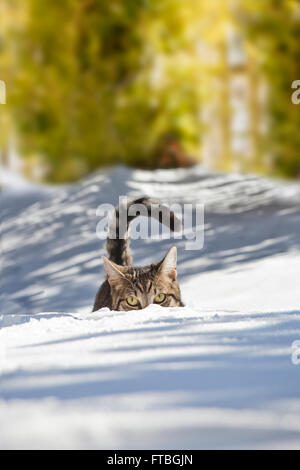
[106,197,182,266]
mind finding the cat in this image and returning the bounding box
[92,197,184,311]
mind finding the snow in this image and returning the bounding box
[1,165,300,449]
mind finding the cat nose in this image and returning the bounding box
[140,296,149,310]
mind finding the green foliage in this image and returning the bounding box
[239,0,300,178]
[8,0,202,182]
[2,0,300,181]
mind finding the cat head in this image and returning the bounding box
[103,246,182,311]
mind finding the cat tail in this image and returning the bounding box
[105,197,182,266]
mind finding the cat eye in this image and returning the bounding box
[126,296,139,307]
[154,293,166,304]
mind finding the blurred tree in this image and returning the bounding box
[3,0,300,181]
[0,0,13,166]
[8,0,205,182]
[238,0,300,178]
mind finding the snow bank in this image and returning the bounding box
[1,165,300,449]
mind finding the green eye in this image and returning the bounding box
[154,293,166,304]
[127,296,139,306]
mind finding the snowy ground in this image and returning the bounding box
[1,165,300,449]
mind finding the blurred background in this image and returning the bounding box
[1,0,300,183]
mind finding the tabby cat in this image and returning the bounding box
[93,197,183,311]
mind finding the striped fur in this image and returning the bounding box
[106,197,181,266]
[92,198,183,311]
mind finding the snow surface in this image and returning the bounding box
[1,165,300,449]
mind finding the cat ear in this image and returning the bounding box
[102,256,126,285]
[158,246,177,280]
